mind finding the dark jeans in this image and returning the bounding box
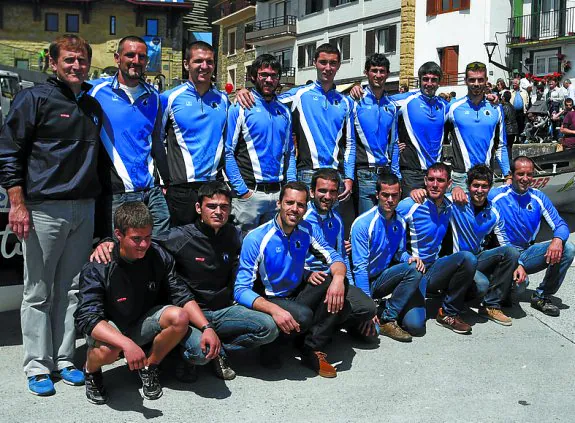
[267,275,351,351]
[475,246,520,308]
[356,167,390,215]
[400,169,426,199]
[165,183,202,227]
[344,284,377,326]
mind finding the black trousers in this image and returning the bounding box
[165,183,202,227]
[267,275,351,351]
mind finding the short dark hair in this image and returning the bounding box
[249,54,282,81]
[376,172,400,193]
[117,36,147,54]
[364,53,390,73]
[185,40,214,61]
[502,90,511,102]
[114,202,153,235]
[280,181,310,202]
[314,43,341,63]
[511,156,535,174]
[566,97,574,105]
[466,164,493,187]
[49,34,92,62]
[197,181,232,205]
[465,61,487,78]
[311,168,340,191]
[427,162,451,179]
[418,61,442,81]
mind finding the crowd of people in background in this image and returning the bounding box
[0,33,573,408]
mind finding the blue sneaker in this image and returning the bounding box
[28,375,55,396]
[55,366,85,386]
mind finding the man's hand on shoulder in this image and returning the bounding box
[349,84,364,101]
[235,88,255,109]
[451,186,468,205]
[90,241,115,264]
[410,188,427,204]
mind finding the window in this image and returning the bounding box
[439,46,459,85]
[244,22,254,50]
[533,50,561,75]
[274,49,292,70]
[146,18,158,36]
[365,26,397,56]
[110,16,116,35]
[228,28,237,55]
[329,0,357,7]
[427,0,470,16]
[228,68,236,91]
[329,35,350,60]
[45,13,58,32]
[15,59,29,70]
[66,14,79,33]
[298,43,316,68]
[305,0,323,15]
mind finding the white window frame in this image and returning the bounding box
[228,28,237,56]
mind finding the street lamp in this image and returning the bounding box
[484,41,513,73]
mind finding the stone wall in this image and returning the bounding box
[399,0,416,87]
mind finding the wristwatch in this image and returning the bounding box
[200,323,214,332]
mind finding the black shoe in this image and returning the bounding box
[138,365,163,400]
[212,355,236,380]
[530,295,560,317]
[175,358,198,383]
[84,369,107,405]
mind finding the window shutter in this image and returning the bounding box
[236,26,244,50]
[427,0,437,16]
[223,29,228,55]
[387,25,397,54]
[298,45,305,68]
[342,35,351,60]
[461,0,470,10]
[365,30,375,56]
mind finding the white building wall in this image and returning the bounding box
[414,0,511,96]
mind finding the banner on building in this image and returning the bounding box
[144,36,162,73]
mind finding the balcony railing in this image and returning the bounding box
[407,72,465,89]
[507,7,575,44]
[245,16,297,45]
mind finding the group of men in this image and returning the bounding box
[0,33,572,407]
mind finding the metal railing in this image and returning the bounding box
[508,7,575,43]
[246,15,296,33]
[407,72,466,89]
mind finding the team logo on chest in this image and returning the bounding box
[295,240,302,249]
[147,280,157,291]
[222,253,229,262]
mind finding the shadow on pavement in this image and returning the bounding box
[0,310,22,347]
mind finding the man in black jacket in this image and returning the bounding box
[77,202,199,404]
[0,35,102,396]
[90,182,278,382]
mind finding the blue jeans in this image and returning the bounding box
[474,246,520,308]
[371,262,423,322]
[109,186,170,237]
[519,240,575,299]
[181,305,278,365]
[356,168,388,215]
[450,171,467,190]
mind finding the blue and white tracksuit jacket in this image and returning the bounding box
[353,86,400,178]
[225,90,296,196]
[89,75,169,194]
[234,218,343,308]
[395,197,452,266]
[350,207,410,296]
[303,201,352,281]
[391,91,447,171]
[447,97,510,175]
[489,185,570,257]
[279,81,355,180]
[160,81,229,184]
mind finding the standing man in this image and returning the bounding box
[0,35,102,395]
[396,163,477,334]
[302,169,376,337]
[160,41,229,226]
[510,77,529,137]
[90,36,170,236]
[490,156,575,316]
[350,172,425,341]
[234,182,349,378]
[237,44,355,203]
[352,53,401,214]
[225,54,296,232]
[447,62,510,188]
[351,62,447,198]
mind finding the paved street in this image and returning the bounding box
[1,230,574,422]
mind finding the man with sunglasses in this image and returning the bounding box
[447,61,510,189]
[225,54,296,232]
[90,36,170,237]
[90,182,279,382]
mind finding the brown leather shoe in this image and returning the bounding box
[302,350,337,378]
[380,320,413,342]
[435,307,472,334]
